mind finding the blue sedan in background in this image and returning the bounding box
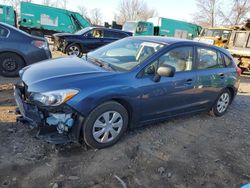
[14,36,241,149]
[0,22,51,77]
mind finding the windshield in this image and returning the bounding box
[74,27,91,35]
[87,38,165,71]
[123,22,138,33]
[201,29,231,39]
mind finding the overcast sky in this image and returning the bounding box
[1,0,199,23]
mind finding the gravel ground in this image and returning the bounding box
[0,70,250,188]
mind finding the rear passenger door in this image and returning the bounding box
[103,30,127,45]
[194,46,227,108]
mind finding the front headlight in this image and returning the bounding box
[30,89,79,106]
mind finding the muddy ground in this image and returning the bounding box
[0,72,250,188]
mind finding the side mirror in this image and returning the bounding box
[157,65,175,77]
[153,65,176,82]
[85,32,92,38]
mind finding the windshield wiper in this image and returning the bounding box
[87,56,116,71]
[87,56,104,67]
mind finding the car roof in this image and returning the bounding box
[0,22,14,29]
[88,26,131,34]
[129,36,232,57]
[0,22,46,40]
[0,22,26,34]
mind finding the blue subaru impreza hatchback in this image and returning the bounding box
[14,36,241,148]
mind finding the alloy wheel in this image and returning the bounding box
[217,93,230,113]
[68,46,80,56]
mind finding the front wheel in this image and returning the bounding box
[83,101,128,149]
[210,89,231,117]
[66,44,82,57]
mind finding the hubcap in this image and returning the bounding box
[68,46,80,56]
[217,93,230,113]
[2,58,17,72]
[92,111,123,143]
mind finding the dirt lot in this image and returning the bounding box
[0,72,250,188]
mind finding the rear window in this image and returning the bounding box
[0,26,8,37]
[234,32,247,47]
[224,54,234,67]
[197,47,224,69]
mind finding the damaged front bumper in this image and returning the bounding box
[14,84,84,144]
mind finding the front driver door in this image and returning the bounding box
[83,29,104,50]
[137,46,200,122]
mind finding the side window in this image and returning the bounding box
[86,29,104,38]
[217,52,224,67]
[197,48,224,69]
[224,54,234,67]
[104,31,127,39]
[0,7,3,15]
[234,32,247,47]
[222,31,231,39]
[160,47,193,72]
[143,46,193,75]
[0,26,8,38]
[6,7,10,16]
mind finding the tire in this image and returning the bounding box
[210,89,231,117]
[66,44,82,57]
[83,101,128,149]
[0,53,25,77]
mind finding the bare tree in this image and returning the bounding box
[60,0,67,9]
[219,0,250,25]
[90,8,102,25]
[0,0,33,14]
[8,0,21,10]
[77,5,88,17]
[42,0,55,7]
[115,0,157,25]
[193,0,220,27]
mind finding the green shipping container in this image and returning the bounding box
[0,5,15,26]
[19,2,91,34]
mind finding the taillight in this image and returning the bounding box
[32,40,48,49]
[236,66,241,76]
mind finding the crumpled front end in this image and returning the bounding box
[14,82,84,144]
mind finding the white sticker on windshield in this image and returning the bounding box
[0,8,3,14]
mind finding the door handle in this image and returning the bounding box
[219,73,225,79]
[184,79,193,86]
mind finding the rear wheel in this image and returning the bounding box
[210,89,231,117]
[0,53,25,77]
[66,44,82,57]
[83,101,128,149]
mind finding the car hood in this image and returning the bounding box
[20,56,109,89]
[53,33,76,38]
